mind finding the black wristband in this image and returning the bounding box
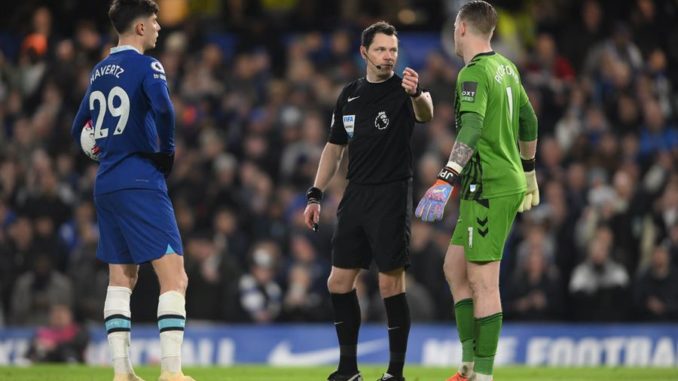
[521,158,536,172]
[306,186,323,204]
[409,85,422,98]
[437,166,458,185]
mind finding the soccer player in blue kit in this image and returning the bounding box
[71,1,193,380]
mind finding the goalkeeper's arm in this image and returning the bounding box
[415,112,481,221]
[518,100,539,212]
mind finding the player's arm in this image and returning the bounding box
[70,89,91,142]
[146,82,175,152]
[402,67,433,122]
[141,60,176,177]
[416,67,486,222]
[415,113,481,221]
[517,84,539,212]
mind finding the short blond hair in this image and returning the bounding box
[458,0,497,37]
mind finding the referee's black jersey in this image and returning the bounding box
[329,74,416,185]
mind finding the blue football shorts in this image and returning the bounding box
[94,189,183,264]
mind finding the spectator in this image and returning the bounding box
[235,240,283,323]
[633,244,678,321]
[505,245,563,321]
[638,100,678,162]
[408,220,448,319]
[184,231,241,321]
[67,218,106,323]
[281,263,329,321]
[25,304,88,363]
[10,254,73,326]
[569,226,630,321]
[561,0,606,73]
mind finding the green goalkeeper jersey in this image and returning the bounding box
[454,51,528,200]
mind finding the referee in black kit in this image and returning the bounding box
[304,21,434,381]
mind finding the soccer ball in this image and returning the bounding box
[80,120,100,161]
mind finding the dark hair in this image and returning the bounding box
[458,0,497,37]
[108,0,159,34]
[361,21,397,48]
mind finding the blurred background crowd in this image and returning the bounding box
[0,0,677,337]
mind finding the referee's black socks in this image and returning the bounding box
[331,289,361,375]
[384,292,410,377]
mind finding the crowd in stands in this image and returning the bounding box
[0,0,677,328]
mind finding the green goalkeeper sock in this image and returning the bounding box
[454,298,475,363]
[474,312,503,376]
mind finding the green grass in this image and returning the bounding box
[1,365,677,381]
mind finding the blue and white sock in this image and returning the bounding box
[104,286,134,375]
[157,291,186,374]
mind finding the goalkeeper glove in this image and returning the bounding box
[518,158,540,212]
[415,165,457,222]
[140,152,174,178]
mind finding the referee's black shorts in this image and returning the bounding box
[331,178,412,272]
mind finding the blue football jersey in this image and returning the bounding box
[72,45,175,195]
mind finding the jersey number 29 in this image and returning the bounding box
[89,86,130,139]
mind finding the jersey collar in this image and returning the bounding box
[470,51,496,61]
[110,45,141,55]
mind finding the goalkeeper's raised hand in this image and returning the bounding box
[518,158,540,212]
[415,166,457,222]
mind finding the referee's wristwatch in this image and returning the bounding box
[409,85,422,98]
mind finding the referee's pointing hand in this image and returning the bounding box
[402,67,419,95]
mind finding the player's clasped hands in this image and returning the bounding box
[415,180,453,222]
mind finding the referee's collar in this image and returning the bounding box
[365,72,395,84]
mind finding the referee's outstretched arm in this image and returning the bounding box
[304,143,346,230]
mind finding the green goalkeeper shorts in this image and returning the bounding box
[450,192,523,262]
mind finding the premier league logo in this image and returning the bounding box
[375,111,389,130]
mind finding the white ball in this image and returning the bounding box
[80,120,100,161]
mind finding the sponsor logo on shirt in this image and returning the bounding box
[461,82,477,102]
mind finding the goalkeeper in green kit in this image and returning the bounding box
[415,1,539,381]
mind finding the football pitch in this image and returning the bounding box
[2,365,678,381]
